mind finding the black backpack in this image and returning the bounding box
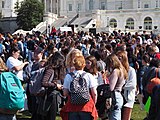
[69,72,90,105]
[96,84,114,118]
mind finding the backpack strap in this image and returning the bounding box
[69,72,86,79]
[80,72,86,78]
[69,72,75,78]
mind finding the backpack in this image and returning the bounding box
[147,68,160,94]
[96,84,112,118]
[0,72,25,113]
[29,67,54,96]
[69,72,90,105]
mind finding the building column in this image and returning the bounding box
[51,0,53,13]
[44,0,47,12]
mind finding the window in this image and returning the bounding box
[101,2,105,10]
[89,0,94,10]
[144,4,149,8]
[116,1,123,9]
[78,3,82,11]
[2,1,5,8]
[69,4,72,11]
[156,0,158,8]
[109,19,117,28]
[144,17,152,30]
[126,18,134,29]
[138,0,140,8]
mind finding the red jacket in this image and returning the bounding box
[60,96,98,120]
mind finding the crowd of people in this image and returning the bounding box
[0,29,160,120]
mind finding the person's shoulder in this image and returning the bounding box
[113,68,120,73]
[84,72,95,79]
[129,66,136,71]
[7,56,15,61]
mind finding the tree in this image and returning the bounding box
[16,0,44,31]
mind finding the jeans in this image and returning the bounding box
[0,114,16,120]
[28,50,33,62]
[69,111,92,120]
[109,91,123,120]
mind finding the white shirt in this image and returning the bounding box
[123,66,137,108]
[63,70,98,91]
[94,72,104,86]
[6,56,23,81]
[124,66,137,90]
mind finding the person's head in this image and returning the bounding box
[149,58,160,68]
[105,53,128,79]
[0,57,8,72]
[142,54,150,65]
[46,51,65,80]
[116,50,129,73]
[73,56,86,70]
[9,47,20,59]
[65,49,83,68]
[46,51,65,68]
[33,47,44,62]
[85,55,98,75]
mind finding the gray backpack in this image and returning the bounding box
[29,67,46,96]
[29,68,54,96]
[69,72,90,105]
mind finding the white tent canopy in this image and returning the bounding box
[12,29,32,35]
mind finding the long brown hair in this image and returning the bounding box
[105,53,128,79]
[85,55,98,75]
[46,51,65,80]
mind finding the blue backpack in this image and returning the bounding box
[0,72,25,112]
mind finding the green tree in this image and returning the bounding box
[16,0,44,30]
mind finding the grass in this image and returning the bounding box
[131,103,147,120]
[17,103,147,120]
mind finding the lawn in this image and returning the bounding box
[17,103,147,120]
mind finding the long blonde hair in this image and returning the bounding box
[0,57,8,72]
[116,50,129,73]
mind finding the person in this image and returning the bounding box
[0,57,8,72]
[84,55,104,86]
[142,58,160,104]
[65,49,83,73]
[105,53,128,120]
[36,51,65,120]
[116,50,137,120]
[24,47,45,120]
[60,55,98,120]
[146,84,160,120]
[137,54,150,110]
[0,57,17,120]
[6,46,29,83]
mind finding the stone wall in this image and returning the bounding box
[0,17,18,33]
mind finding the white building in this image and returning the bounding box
[60,0,160,33]
[1,0,160,33]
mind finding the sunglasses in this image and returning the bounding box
[86,61,92,65]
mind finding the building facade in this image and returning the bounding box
[60,0,160,32]
[1,0,160,32]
